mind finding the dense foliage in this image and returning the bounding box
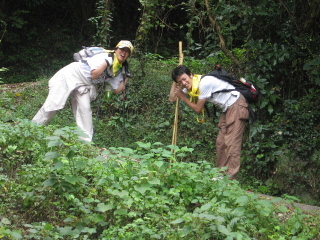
[0,118,319,239]
[1,0,320,238]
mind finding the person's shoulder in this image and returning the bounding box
[87,53,113,66]
[200,75,217,84]
[201,75,219,81]
[91,52,113,61]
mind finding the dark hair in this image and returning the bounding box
[171,65,192,82]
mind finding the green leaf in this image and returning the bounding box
[63,217,77,223]
[44,151,60,160]
[43,177,55,187]
[58,226,73,235]
[75,160,87,168]
[235,196,249,206]
[199,213,218,220]
[180,146,194,152]
[136,141,151,149]
[1,217,11,225]
[217,224,231,235]
[43,223,54,230]
[231,207,246,217]
[88,214,105,223]
[154,160,164,168]
[148,177,160,185]
[134,183,151,194]
[64,175,87,185]
[51,159,64,170]
[117,190,129,197]
[54,129,66,136]
[96,203,114,212]
[200,202,212,211]
[168,144,179,151]
[268,104,274,115]
[161,151,174,158]
[47,136,63,147]
[114,209,128,215]
[66,150,76,159]
[171,218,185,224]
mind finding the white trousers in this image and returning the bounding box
[32,87,93,142]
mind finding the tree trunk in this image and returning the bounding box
[204,0,241,67]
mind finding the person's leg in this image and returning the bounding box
[216,113,228,169]
[71,89,93,142]
[32,71,67,125]
[216,95,249,179]
[223,119,246,179]
[32,101,57,125]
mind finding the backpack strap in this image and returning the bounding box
[122,61,132,78]
[211,89,236,97]
[102,52,132,81]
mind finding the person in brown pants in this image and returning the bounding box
[169,65,249,180]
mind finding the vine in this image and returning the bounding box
[204,0,240,67]
[89,0,113,47]
[135,0,185,53]
[0,20,7,43]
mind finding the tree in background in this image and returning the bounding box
[0,0,98,83]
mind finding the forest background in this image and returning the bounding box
[0,0,320,237]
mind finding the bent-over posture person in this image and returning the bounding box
[169,65,249,180]
[32,40,134,142]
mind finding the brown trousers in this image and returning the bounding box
[216,94,249,179]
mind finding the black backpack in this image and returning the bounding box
[202,65,259,104]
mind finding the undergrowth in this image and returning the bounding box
[0,120,319,239]
[1,55,320,239]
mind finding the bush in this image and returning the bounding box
[241,89,320,204]
[1,56,320,239]
[1,122,319,239]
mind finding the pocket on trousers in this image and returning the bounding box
[239,103,250,120]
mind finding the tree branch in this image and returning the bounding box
[0,20,7,43]
[204,0,241,67]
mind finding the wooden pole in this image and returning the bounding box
[172,41,184,151]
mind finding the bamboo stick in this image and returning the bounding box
[172,41,184,153]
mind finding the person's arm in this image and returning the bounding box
[169,82,178,102]
[90,61,108,80]
[114,77,129,94]
[174,86,206,114]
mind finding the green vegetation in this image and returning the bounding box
[1,0,320,238]
[1,56,320,239]
[0,119,319,239]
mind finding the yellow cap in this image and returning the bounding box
[116,40,134,55]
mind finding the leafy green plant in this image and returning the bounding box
[303,55,320,85]
[241,89,320,204]
[0,111,319,239]
[1,48,320,239]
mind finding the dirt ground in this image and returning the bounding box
[0,81,41,93]
[254,193,320,215]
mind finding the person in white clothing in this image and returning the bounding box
[32,40,134,142]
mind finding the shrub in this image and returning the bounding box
[1,124,319,239]
[241,89,320,204]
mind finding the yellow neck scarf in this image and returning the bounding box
[188,75,202,102]
[188,74,206,123]
[112,54,123,76]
